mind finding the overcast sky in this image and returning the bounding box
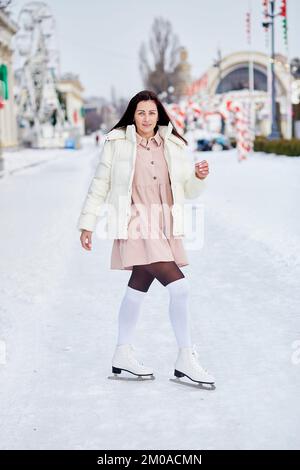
[11,0,300,101]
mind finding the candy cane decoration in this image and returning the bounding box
[166,103,186,132]
[224,99,254,161]
[164,93,254,161]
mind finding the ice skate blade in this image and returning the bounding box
[108,373,155,381]
[169,378,216,390]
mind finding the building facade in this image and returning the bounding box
[57,73,85,137]
[0,9,18,148]
[187,51,300,139]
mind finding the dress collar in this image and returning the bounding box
[120,122,186,148]
[136,129,162,147]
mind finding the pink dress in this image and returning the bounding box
[110,130,189,270]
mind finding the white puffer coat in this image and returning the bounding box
[77,122,206,238]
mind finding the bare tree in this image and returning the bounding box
[139,17,181,101]
[84,110,103,134]
[291,58,300,79]
[0,0,12,11]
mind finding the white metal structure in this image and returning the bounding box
[14,1,65,147]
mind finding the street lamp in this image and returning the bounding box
[262,0,281,139]
[167,86,175,103]
[213,48,223,93]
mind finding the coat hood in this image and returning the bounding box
[105,122,186,149]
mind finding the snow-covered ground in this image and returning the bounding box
[0,137,299,450]
[0,147,70,176]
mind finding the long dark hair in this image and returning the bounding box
[108,90,187,145]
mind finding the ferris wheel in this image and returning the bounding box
[14,1,65,145]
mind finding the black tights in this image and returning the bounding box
[128,261,185,292]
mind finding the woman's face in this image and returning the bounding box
[134,100,158,136]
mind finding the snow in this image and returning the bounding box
[0,138,299,450]
[0,146,74,176]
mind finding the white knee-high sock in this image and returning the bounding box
[116,286,147,346]
[166,277,193,348]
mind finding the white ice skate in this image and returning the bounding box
[109,344,155,381]
[171,344,215,387]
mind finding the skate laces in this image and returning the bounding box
[128,344,144,366]
[191,344,209,374]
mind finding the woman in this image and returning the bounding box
[78,90,215,385]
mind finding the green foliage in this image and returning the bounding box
[254,136,300,157]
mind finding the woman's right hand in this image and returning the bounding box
[80,230,93,251]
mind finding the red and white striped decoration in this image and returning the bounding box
[246,11,251,45]
[166,103,186,132]
[164,94,254,161]
[224,99,253,161]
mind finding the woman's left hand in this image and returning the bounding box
[195,160,209,179]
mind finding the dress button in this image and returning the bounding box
[147,147,150,151]
[153,176,157,180]
[151,161,154,164]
